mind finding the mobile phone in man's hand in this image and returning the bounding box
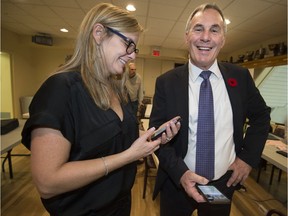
[196,185,230,204]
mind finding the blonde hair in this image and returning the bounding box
[57,3,143,110]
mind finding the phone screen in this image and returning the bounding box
[196,185,230,204]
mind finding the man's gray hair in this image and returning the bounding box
[185,3,227,34]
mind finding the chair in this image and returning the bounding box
[266,209,286,216]
[19,96,33,119]
[142,153,159,199]
[273,127,285,139]
[138,104,147,120]
[257,159,282,185]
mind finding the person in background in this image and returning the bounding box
[125,62,144,118]
[149,3,271,216]
[21,3,180,216]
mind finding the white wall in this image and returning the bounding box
[1,52,13,118]
[1,28,287,118]
[1,29,74,118]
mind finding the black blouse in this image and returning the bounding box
[22,71,139,216]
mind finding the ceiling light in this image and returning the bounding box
[60,28,69,33]
[126,4,136,11]
[225,19,231,25]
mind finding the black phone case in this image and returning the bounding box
[150,117,182,140]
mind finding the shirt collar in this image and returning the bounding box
[188,59,222,82]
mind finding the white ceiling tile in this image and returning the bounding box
[144,35,165,46]
[1,0,287,54]
[168,22,186,39]
[15,4,58,17]
[258,20,288,36]
[235,19,271,33]
[253,4,287,22]
[162,38,185,49]
[77,0,112,10]
[212,0,236,8]
[146,18,175,37]
[149,3,184,20]
[150,0,190,7]
[50,7,85,19]
[2,2,29,16]
[130,1,149,17]
[176,0,208,22]
[42,0,79,8]
[11,14,45,25]
[224,0,272,18]
[9,0,45,5]
[36,16,66,26]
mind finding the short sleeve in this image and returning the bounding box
[21,72,74,149]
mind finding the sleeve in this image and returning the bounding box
[21,73,72,149]
[150,74,189,187]
[238,69,271,168]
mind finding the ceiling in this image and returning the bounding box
[1,0,287,55]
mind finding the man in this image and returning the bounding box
[149,3,271,216]
[125,62,144,117]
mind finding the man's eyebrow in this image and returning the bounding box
[211,24,221,28]
[193,23,222,29]
[194,23,203,27]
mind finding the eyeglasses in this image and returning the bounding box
[106,26,139,55]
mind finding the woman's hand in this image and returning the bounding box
[128,127,161,161]
[128,116,181,161]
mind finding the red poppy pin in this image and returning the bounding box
[228,78,237,87]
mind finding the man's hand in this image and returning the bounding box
[180,170,209,202]
[227,157,252,187]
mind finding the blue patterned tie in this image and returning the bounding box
[195,71,215,180]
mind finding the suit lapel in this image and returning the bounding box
[218,63,243,131]
[174,64,189,156]
[177,63,189,122]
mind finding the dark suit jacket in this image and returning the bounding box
[149,62,271,199]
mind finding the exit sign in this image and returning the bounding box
[152,49,160,57]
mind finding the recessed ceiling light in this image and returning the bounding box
[60,28,69,33]
[225,19,231,25]
[126,4,136,11]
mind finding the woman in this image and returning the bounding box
[21,3,180,216]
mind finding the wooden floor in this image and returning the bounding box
[1,144,287,216]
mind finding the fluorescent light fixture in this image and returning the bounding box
[126,4,136,11]
[60,28,69,33]
[225,19,231,25]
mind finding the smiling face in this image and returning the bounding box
[102,31,139,75]
[185,8,225,70]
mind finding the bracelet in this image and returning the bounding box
[101,157,109,176]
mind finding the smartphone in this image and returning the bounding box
[151,117,182,141]
[196,185,230,204]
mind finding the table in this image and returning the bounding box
[257,135,287,184]
[144,104,152,118]
[1,119,26,178]
[262,140,287,172]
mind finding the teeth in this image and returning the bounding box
[198,46,211,51]
[120,59,126,64]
